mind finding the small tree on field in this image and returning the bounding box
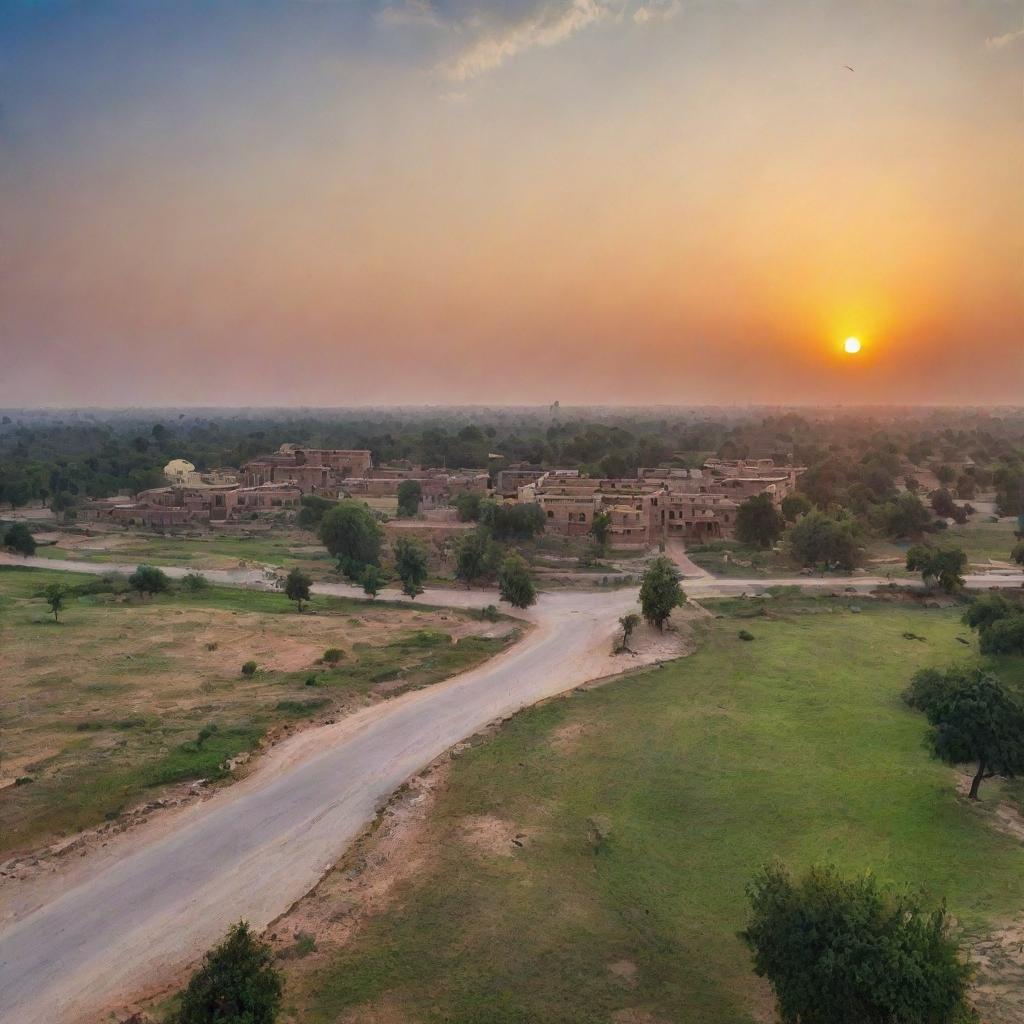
[906,544,967,593]
[743,863,975,1024]
[591,511,611,552]
[454,528,500,587]
[639,555,685,631]
[618,612,640,650]
[394,536,429,599]
[735,493,784,549]
[920,669,1024,799]
[396,480,422,518]
[128,564,169,598]
[182,571,209,592]
[360,564,384,599]
[497,554,536,609]
[177,921,283,1024]
[44,583,66,623]
[284,567,312,613]
[319,501,383,581]
[3,522,36,557]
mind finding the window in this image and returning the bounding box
[547,510,554,518]
[579,513,587,522]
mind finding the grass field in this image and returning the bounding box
[0,565,516,856]
[34,527,334,573]
[290,595,1024,1024]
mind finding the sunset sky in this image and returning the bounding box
[1,0,1021,407]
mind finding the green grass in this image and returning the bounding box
[298,598,1024,1024]
[685,539,795,578]
[0,565,516,855]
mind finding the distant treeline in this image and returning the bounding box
[1,407,1023,518]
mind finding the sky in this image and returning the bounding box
[1,0,1021,407]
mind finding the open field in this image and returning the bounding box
[281,594,1024,1024]
[0,566,517,857]
[30,526,334,574]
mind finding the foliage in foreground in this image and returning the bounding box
[177,921,283,1024]
[744,863,976,1024]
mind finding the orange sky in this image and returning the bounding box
[1,1,1021,406]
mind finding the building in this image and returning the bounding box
[241,445,373,494]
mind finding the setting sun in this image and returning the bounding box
[844,337,862,355]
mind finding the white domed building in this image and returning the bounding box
[164,459,201,486]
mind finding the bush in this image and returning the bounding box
[177,922,283,1024]
[241,660,258,678]
[181,571,209,592]
[3,522,36,556]
[738,629,755,641]
[128,564,170,597]
[479,604,500,622]
[322,647,344,664]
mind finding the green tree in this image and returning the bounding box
[786,509,859,570]
[639,555,686,631]
[497,554,536,609]
[177,921,283,1024]
[1011,541,1024,566]
[182,571,209,592]
[394,536,429,599]
[454,528,500,587]
[743,863,975,1024]
[128,564,170,597]
[479,501,546,540]
[454,491,483,522]
[360,564,385,599]
[935,463,956,486]
[319,501,383,580]
[906,544,967,593]
[296,494,336,530]
[618,612,640,649]
[397,479,422,518]
[284,567,312,612]
[780,492,811,523]
[735,493,784,549]
[43,582,66,623]
[919,670,1024,799]
[590,511,611,551]
[3,522,36,557]
[879,492,933,539]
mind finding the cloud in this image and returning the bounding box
[377,0,442,29]
[986,24,1024,50]
[633,0,680,25]
[438,0,613,82]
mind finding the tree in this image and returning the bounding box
[743,863,975,1024]
[50,491,77,520]
[961,593,1024,655]
[319,500,383,580]
[284,567,312,612]
[930,488,960,520]
[735,493,784,549]
[454,491,483,522]
[396,479,422,518]
[478,501,546,541]
[935,463,956,486]
[879,492,932,539]
[360,564,385,599]
[296,494,336,530]
[43,583,66,623]
[394,536,429,598]
[182,571,209,592]
[1011,541,1024,566]
[639,555,686,631]
[454,528,500,587]
[786,510,859,570]
[919,669,1024,799]
[906,544,967,594]
[780,492,811,523]
[497,554,536,609]
[590,511,611,551]
[3,522,36,557]
[618,612,640,650]
[177,921,283,1024]
[128,564,169,597]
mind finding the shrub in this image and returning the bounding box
[479,604,500,622]
[241,660,258,678]
[322,647,344,664]
[177,922,283,1024]
[128,564,170,597]
[738,629,755,641]
[181,571,209,592]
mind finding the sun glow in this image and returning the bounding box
[843,337,862,354]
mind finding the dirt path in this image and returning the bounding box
[0,553,1021,1024]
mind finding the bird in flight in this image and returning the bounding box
[842,64,855,71]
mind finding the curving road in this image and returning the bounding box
[0,553,1020,1023]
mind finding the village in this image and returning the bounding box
[76,443,803,554]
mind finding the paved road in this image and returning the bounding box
[0,553,1020,1023]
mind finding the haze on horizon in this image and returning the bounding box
[1,0,1021,408]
